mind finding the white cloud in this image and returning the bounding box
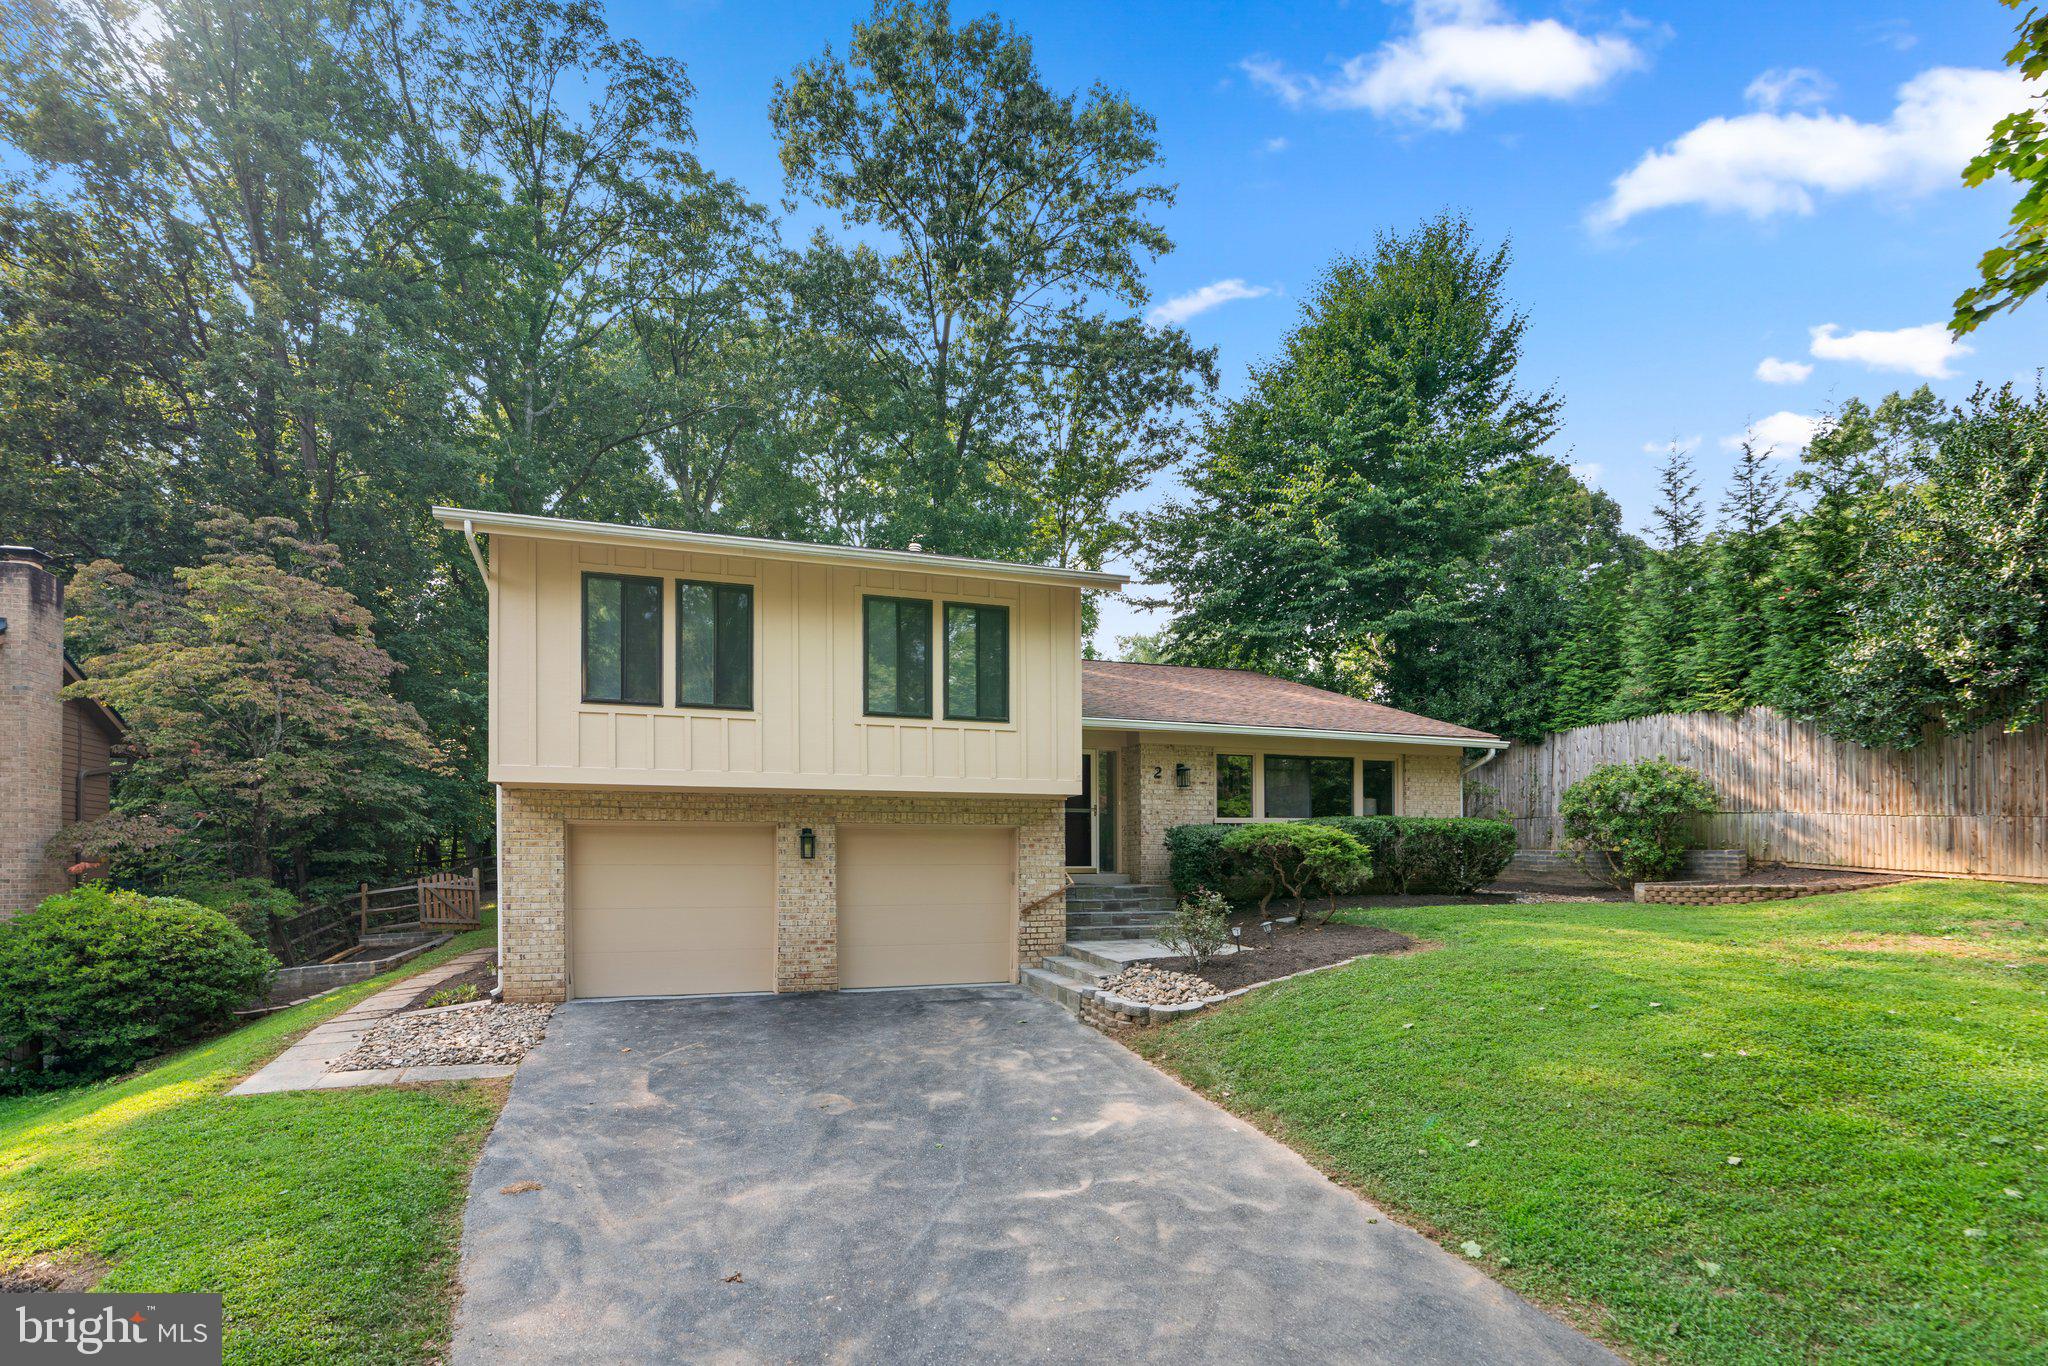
[1641,435,1701,455]
[1568,460,1605,485]
[1755,356,1814,384]
[1148,278,1275,326]
[1594,66,2028,226]
[1241,0,1642,131]
[1725,411,1823,458]
[1809,321,1971,379]
[1261,136,1290,153]
[1744,67,1832,111]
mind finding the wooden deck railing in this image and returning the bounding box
[269,868,485,966]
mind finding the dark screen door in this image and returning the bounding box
[1064,754,1094,866]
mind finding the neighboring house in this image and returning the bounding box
[436,508,1505,1003]
[0,546,124,916]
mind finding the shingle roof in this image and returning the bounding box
[1081,660,1501,744]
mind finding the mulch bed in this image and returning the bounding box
[390,955,499,1013]
[1148,919,1416,993]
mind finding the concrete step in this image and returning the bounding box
[1064,884,1170,901]
[1040,954,1108,986]
[1064,908,1174,925]
[1022,966,1088,1012]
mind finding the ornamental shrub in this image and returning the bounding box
[1558,758,1718,883]
[1220,823,1373,924]
[1168,816,1517,899]
[1160,889,1231,970]
[0,884,277,1092]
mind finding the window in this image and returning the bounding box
[1264,755,1353,819]
[943,602,1010,722]
[1362,760,1396,816]
[678,580,753,710]
[1216,754,1252,818]
[582,573,663,706]
[863,596,932,717]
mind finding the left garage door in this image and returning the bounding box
[566,824,775,998]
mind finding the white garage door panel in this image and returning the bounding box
[568,825,775,997]
[838,826,1014,989]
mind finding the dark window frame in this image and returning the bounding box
[581,571,665,707]
[862,594,935,719]
[1263,754,1356,819]
[942,601,1011,723]
[1216,753,1253,819]
[676,578,755,712]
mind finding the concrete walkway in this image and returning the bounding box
[452,988,1615,1364]
[229,948,509,1095]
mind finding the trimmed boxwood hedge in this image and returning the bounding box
[1165,816,1517,901]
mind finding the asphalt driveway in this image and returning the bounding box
[452,988,1612,1364]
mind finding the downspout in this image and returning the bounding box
[1461,745,1506,818]
[461,518,490,580]
[456,518,501,995]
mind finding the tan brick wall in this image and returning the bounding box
[1402,751,1464,817]
[1128,740,1218,885]
[498,786,1064,1003]
[1,560,68,916]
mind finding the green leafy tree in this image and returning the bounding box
[63,513,444,889]
[1682,441,1789,711]
[1824,382,2048,748]
[1953,0,2048,333]
[1543,556,1639,730]
[1220,823,1372,925]
[1145,213,1562,714]
[772,0,1212,559]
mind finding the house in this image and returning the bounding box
[436,508,1505,1002]
[1,546,124,916]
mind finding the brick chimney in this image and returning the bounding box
[1,546,67,915]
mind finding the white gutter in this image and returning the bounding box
[431,506,1127,592]
[1082,716,1509,750]
[461,517,490,581]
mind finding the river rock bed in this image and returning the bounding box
[334,1001,554,1071]
[1098,965,1217,1006]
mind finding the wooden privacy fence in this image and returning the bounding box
[1469,706,2048,881]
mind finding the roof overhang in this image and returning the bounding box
[433,507,1127,592]
[1081,716,1509,750]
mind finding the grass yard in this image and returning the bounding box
[0,920,507,1365]
[1133,881,2048,1363]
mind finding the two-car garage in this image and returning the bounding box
[563,823,1017,999]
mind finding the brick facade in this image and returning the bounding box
[1,555,67,916]
[1401,750,1464,818]
[497,786,1064,1003]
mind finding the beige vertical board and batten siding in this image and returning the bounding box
[489,534,1081,795]
[1476,705,2048,880]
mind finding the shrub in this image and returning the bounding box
[1559,758,1718,883]
[1165,823,1236,898]
[1169,816,1518,899]
[1221,823,1373,924]
[424,983,483,1009]
[185,878,301,941]
[1159,889,1231,969]
[0,884,277,1092]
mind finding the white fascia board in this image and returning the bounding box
[1082,716,1509,750]
[433,506,1127,591]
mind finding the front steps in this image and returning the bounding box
[1023,936,1229,1018]
[1064,881,1176,940]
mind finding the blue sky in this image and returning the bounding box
[614,0,2041,650]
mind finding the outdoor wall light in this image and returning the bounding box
[1174,762,1191,788]
[799,827,816,860]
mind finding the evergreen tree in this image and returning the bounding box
[1543,556,1639,730]
[1613,444,1707,716]
[1683,442,1789,711]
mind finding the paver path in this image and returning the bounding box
[230,948,508,1095]
[451,987,1616,1365]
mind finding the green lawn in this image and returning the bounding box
[1133,881,2048,1363]
[0,920,507,1365]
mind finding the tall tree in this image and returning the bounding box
[63,514,443,890]
[1145,213,1562,714]
[772,0,1211,560]
[1953,0,2048,334]
[1543,556,1639,730]
[1682,441,1788,711]
[1613,443,1706,716]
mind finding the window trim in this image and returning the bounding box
[942,600,1011,723]
[1209,751,1405,822]
[1263,753,1358,821]
[675,577,756,712]
[580,571,665,708]
[1215,752,1254,820]
[861,594,935,719]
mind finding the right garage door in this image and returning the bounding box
[837,826,1015,989]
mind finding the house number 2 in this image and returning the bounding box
[1152,766,1163,779]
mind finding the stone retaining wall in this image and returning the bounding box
[266,933,449,1004]
[1634,877,1892,906]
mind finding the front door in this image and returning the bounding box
[1065,752,1095,868]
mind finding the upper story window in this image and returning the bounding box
[678,580,753,710]
[1262,755,1354,819]
[863,595,933,718]
[943,602,1010,722]
[583,573,663,706]
[1216,754,1252,818]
